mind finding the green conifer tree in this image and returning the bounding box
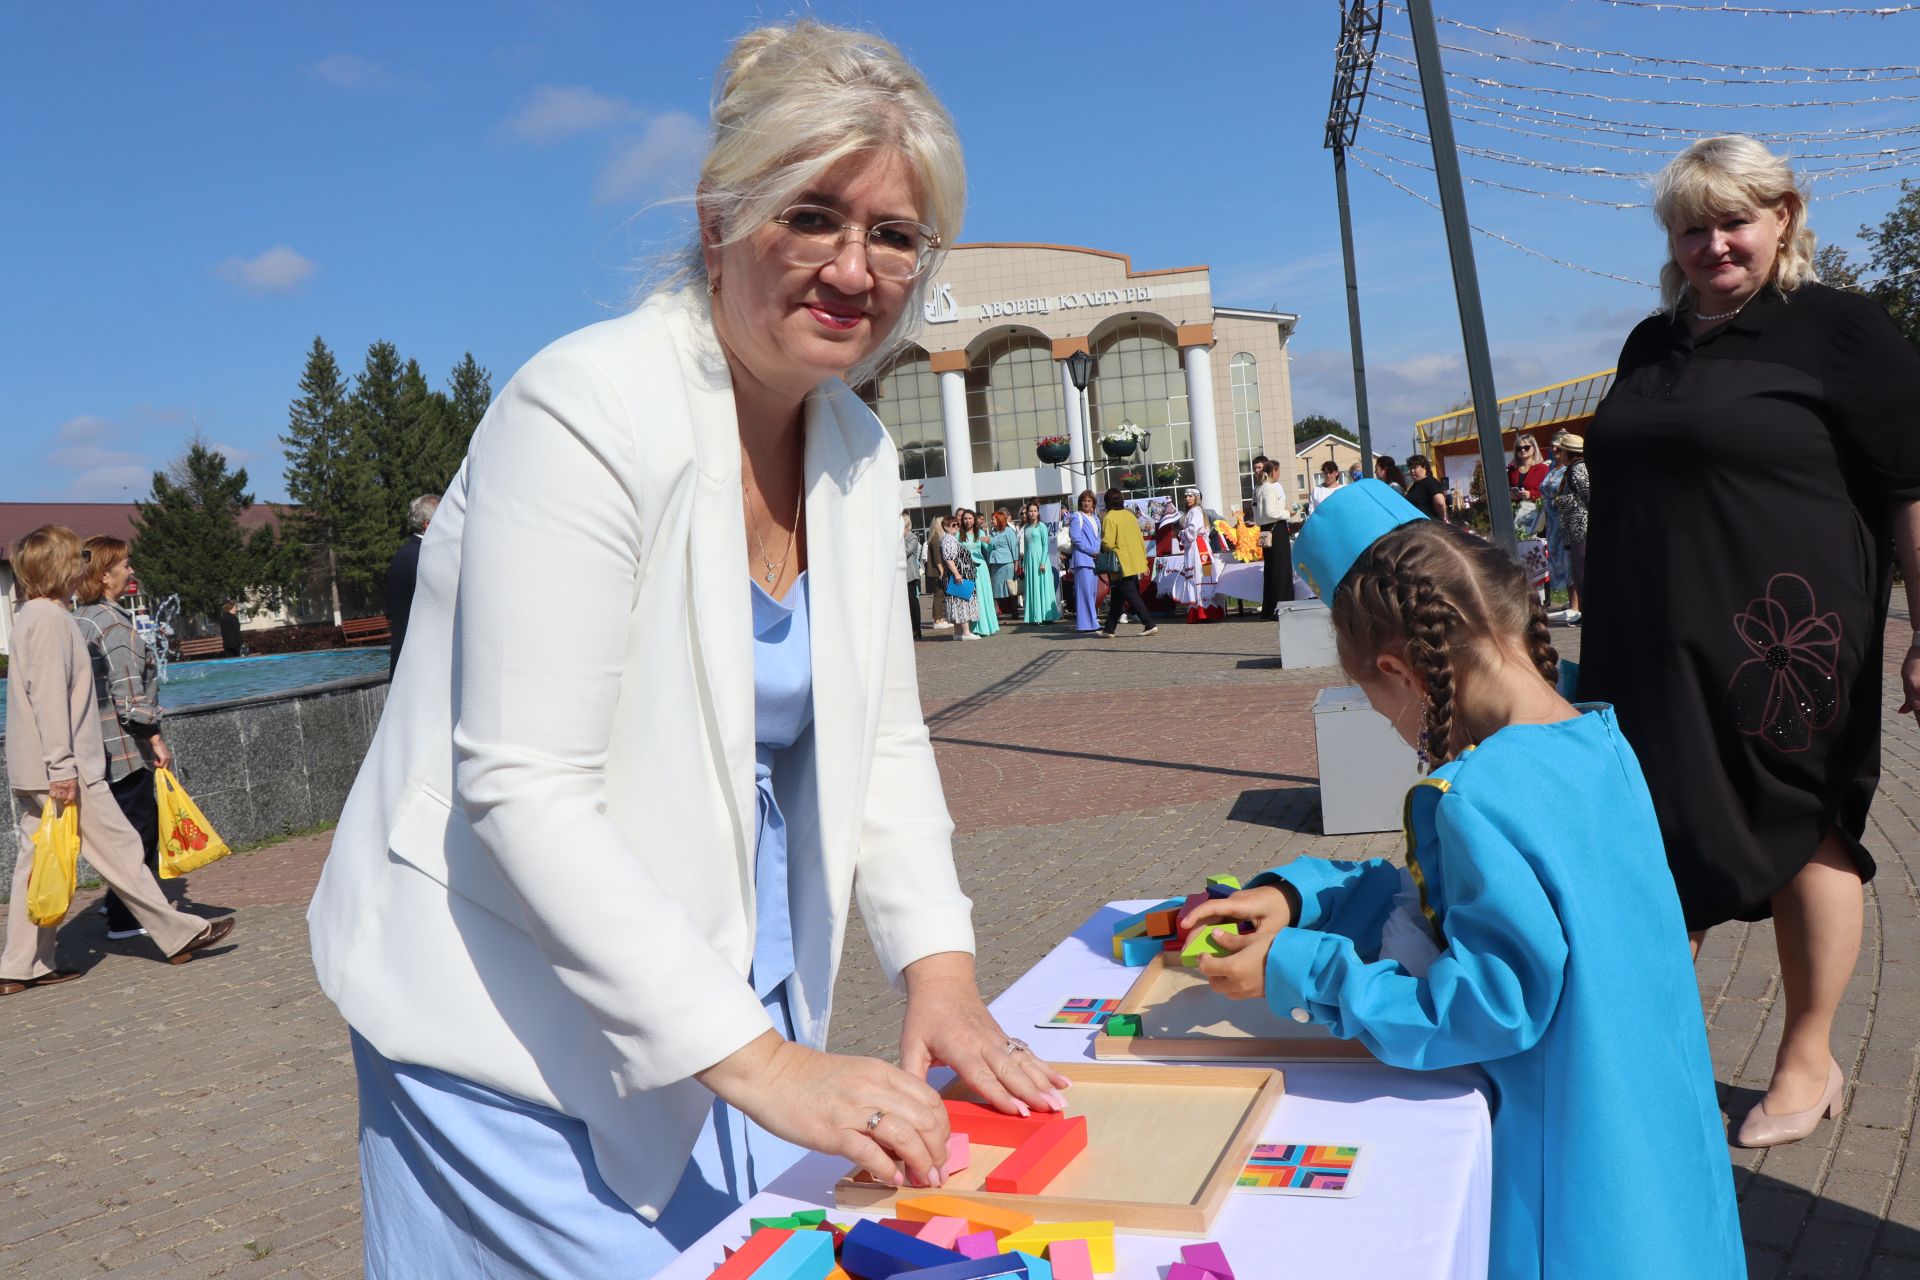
[281,337,382,619]
[131,439,283,624]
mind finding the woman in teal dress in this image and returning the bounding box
[957,509,999,637]
[1187,483,1742,1280]
[1019,502,1059,624]
[985,509,1021,621]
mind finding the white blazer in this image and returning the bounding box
[307,290,975,1218]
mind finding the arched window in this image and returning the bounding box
[858,350,945,480]
[964,333,1065,475]
[1088,321,1189,496]
[1230,353,1262,501]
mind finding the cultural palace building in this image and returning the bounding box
[854,242,1299,527]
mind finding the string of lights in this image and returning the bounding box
[1381,30,1920,86]
[1348,152,1659,287]
[1352,141,1649,207]
[1593,0,1920,15]
[1378,55,1920,109]
[1405,8,1919,74]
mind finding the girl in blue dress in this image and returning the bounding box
[1018,502,1060,624]
[1185,480,1743,1280]
[957,509,999,638]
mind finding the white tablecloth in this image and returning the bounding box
[655,903,1491,1279]
[1214,561,1316,605]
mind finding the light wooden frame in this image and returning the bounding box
[833,1060,1284,1236]
[1093,954,1376,1063]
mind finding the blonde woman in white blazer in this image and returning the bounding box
[306,21,1069,1278]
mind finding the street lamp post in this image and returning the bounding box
[1064,349,1096,495]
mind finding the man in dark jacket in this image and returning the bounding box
[385,495,438,673]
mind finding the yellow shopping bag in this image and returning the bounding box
[156,767,232,878]
[26,800,80,927]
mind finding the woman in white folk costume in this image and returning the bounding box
[306,22,1069,1277]
[1172,489,1217,610]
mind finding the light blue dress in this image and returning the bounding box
[1255,708,1742,1280]
[1020,523,1060,623]
[353,574,816,1279]
[962,535,999,636]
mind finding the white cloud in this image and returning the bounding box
[309,54,415,93]
[501,85,639,144]
[594,111,705,206]
[214,246,316,295]
[43,415,151,499]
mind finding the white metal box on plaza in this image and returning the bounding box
[856,242,1299,524]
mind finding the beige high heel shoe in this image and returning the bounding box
[1735,1059,1845,1148]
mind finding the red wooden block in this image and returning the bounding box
[984,1115,1089,1195]
[710,1227,793,1279]
[878,1218,920,1236]
[1174,893,1209,943]
[943,1099,1053,1148]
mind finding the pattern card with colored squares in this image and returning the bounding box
[1034,997,1123,1029]
[1235,1143,1369,1197]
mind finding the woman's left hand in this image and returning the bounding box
[899,953,1072,1116]
[150,735,173,773]
[1899,643,1920,727]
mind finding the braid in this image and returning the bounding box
[1397,573,1461,764]
[1524,595,1561,688]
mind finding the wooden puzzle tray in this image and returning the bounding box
[833,1060,1284,1236]
[1093,954,1377,1063]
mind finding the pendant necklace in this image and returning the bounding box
[744,474,804,586]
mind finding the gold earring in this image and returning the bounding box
[707,275,720,297]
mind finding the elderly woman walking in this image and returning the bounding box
[307,22,1066,1277]
[1581,135,1920,1149]
[3,526,235,996]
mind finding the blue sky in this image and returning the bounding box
[4,1,1915,502]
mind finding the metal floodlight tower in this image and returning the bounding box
[1325,0,1382,475]
[1403,0,1516,550]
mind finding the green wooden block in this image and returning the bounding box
[789,1209,826,1226]
[1180,924,1232,967]
[1106,1013,1142,1037]
[1205,874,1241,890]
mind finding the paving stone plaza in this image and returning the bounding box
[6,613,1920,1278]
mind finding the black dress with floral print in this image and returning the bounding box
[1580,282,1920,931]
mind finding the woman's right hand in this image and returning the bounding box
[697,1031,951,1188]
[47,778,78,809]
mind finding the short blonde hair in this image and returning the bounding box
[10,525,86,601]
[75,535,130,604]
[682,19,966,382]
[1653,136,1816,314]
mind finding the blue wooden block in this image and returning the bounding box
[896,1253,1031,1280]
[752,1228,836,1280]
[1015,1250,1053,1280]
[840,1218,967,1279]
[1110,896,1186,938]
[1205,882,1237,899]
[1119,933,1161,966]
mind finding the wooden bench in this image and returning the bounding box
[342,615,391,647]
[176,636,225,659]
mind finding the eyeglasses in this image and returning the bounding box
[770,204,941,281]
[79,549,92,561]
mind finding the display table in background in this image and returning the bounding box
[656,903,1491,1279]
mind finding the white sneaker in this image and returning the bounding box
[106,926,148,940]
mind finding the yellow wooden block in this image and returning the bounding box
[895,1193,1036,1239]
[997,1221,1116,1273]
[1110,919,1148,960]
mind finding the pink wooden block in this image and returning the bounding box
[1167,1265,1220,1280]
[1047,1238,1095,1280]
[1181,1242,1234,1279]
[955,1230,999,1259]
[941,1133,971,1176]
[916,1216,969,1250]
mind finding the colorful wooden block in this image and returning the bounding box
[942,1133,971,1176]
[1204,882,1237,900]
[915,1215,970,1249]
[1045,1238,1095,1280]
[984,1114,1088,1194]
[839,1218,965,1279]
[1014,1250,1053,1280]
[1205,874,1241,890]
[1174,893,1209,943]
[898,1256,1032,1280]
[1103,1012,1141,1037]
[1109,920,1147,960]
[878,1217,919,1235]
[1118,934,1161,966]
[753,1228,837,1280]
[941,1100,1053,1148]
[710,1227,793,1280]
[894,1193,1036,1239]
[1114,896,1186,936]
[1181,1242,1234,1279]
[996,1222,1115,1274]
[1166,1264,1218,1280]
[1143,907,1181,938]
[954,1229,999,1259]
[1180,923,1232,967]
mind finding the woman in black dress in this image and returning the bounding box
[1581,136,1920,1149]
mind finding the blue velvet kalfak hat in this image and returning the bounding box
[1294,479,1429,600]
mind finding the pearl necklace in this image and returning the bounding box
[1695,296,1752,323]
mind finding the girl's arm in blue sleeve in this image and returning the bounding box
[1261,793,1567,1071]
[1248,858,1402,952]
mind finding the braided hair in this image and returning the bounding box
[1331,522,1559,768]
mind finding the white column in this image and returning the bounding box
[1182,343,1225,514]
[938,367,975,513]
[1058,359,1093,495]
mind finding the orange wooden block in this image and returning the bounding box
[1144,907,1180,937]
[942,1100,1053,1148]
[710,1227,793,1279]
[894,1193,1036,1239]
[984,1115,1088,1195]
